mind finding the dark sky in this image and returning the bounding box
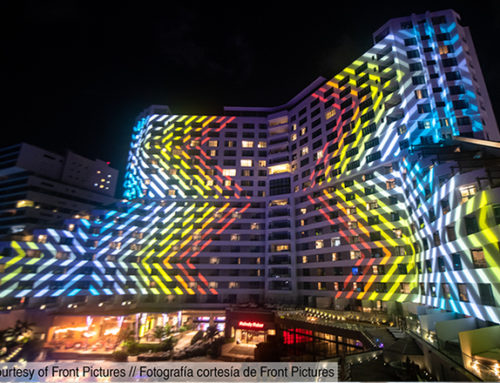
[3,1,500,194]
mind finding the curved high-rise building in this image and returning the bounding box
[1,9,499,326]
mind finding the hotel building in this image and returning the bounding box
[0,8,499,338]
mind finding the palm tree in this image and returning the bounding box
[153,326,165,342]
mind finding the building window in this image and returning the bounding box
[347,221,358,229]
[250,223,260,230]
[393,228,403,239]
[471,248,487,268]
[242,140,254,148]
[367,201,378,210]
[446,225,456,242]
[350,250,361,260]
[478,284,496,306]
[208,140,218,147]
[442,283,451,299]
[400,282,411,294]
[464,215,479,235]
[349,235,360,244]
[331,237,341,247]
[430,283,437,297]
[222,169,236,177]
[241,159,253,167]
[457,284,469,302]
[415,89,428,99]
[315,240,324,249]
[459,184,477,204]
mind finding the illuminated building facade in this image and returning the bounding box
[1,9,500,326]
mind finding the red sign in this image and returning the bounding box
[238,321,264,329]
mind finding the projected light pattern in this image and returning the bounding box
[0,9,499,323]
[0,199,265,299]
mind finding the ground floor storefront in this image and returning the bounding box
[43,309,226,356]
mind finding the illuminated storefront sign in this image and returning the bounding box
[238,321,264,329]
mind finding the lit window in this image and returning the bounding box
[367,201,379,210]
[209,150,217,156]
[302,256,308,264]
[242,141,254,148]
[209,257,219,264]
[258,141,267,148]
[347,221,358,229]
[326,109,336,120]
[291,133,297,141]
[442,283,451,299]
[270,199,288,206]
[438,45,450,55]
[315,240,324,249]
[471,248,487,268]
[415,89,427,99]
[301,127,307,136]
[300,208,307,215]
[459,184,477,204]
[168,190,176,196]
[208,140,218,147]
[169,168,178,175]
[229,282,239,289]
[350,250,361,259]
[269,163,291,175]
[241,159,253,167]
[258,160,266,167]
[276,244,290,252]
[400,283,411,294]
[109,241,121,250]
[224,180,232,186]
[316,151,324,160]
[386,179,396,190]
[223,169,236,177]
[301,147,309,156]
[393,229,403,238]
[37,235,47,244]
[250,223,260,230]
[16,200,34,208]
[206,180,214,186]
[457,283,469,302]
[230,234,240,241]
[190,140,197,147]
[347,207,357,215]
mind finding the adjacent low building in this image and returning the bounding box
[0,143,118,236]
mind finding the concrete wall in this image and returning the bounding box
[436,317,477,344]
[459,325,500,359]
[412,335,477,381]
[419,312,456,333]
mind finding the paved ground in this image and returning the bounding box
[350,358,407,381]
[174,330,198,351]
[221,342,256,361]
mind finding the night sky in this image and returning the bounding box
[3,1,500,195]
